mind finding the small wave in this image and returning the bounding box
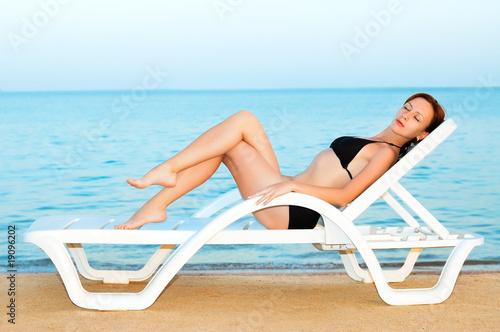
[37,206,57,211]
[76,175,112,181]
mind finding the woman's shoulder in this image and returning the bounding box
[371,143,399,163]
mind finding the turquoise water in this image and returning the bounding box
[1,88,499,273]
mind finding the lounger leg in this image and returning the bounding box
[340,248,422,283]
[29,200,265,309]
[339,250,366,282]
[361,239,481,305]
[26,200,265,310]
[66,243,101,281]
[33,236,177,310]
[67,244,176,284]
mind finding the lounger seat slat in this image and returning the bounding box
[139,219,185,231]
[66,218,117,230]
[364,234,394,241]
[25,215,476,248]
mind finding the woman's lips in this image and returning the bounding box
[396,119,404,127]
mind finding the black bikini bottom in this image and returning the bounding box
[288,205,320,229]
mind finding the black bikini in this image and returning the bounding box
[330,136,401,179]
[288,205,321,229]
[287,136,401,229]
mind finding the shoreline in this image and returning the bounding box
[17,262,500,275]
[12,268,500,276]
[2,272,499,330]
[17,256,500,273]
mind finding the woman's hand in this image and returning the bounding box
[248,181,297,206]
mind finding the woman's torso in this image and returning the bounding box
[292,138,399,187]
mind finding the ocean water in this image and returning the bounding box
[1,88,499,273]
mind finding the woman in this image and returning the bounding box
[115,93,445,230]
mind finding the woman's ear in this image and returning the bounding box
[417,132,429,141]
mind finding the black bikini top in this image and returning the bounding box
[330,136,401,180]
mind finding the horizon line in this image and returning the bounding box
[1,86,499,94]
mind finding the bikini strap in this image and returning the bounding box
[382,141,402,149]
[364,137,402,149]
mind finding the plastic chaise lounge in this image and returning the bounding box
[23,119,483,310]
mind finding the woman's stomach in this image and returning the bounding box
[292,148,350,188]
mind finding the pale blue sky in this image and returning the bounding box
[1,0,499,91]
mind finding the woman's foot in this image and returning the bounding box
[127,162,177,189]
[114,204,167,230]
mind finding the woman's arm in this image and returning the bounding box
[251,147,397,206]
[296,146,396,205]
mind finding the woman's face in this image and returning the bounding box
[391,97,434,141]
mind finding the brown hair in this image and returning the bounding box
[399,93,446,158]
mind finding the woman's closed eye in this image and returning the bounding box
[403,103,421,121]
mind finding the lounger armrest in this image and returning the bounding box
[192,191,360,246]
[242,192,353,245]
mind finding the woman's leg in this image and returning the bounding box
[223,141,289,229]
[115,142,289,230]
[127,110,280,189]
[116,110,288,230]
[115,156,223,229]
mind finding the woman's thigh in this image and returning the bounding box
[223,141,289,229]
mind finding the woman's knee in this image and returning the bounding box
[236,109,255,118]
[236,110,270,145]
[234,110,260,126]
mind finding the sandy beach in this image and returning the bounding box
[1,271,498,331]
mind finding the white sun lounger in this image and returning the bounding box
[23,119,483,310]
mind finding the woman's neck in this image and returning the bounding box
[372,127,412,147]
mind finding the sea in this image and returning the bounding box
[1,88,499,274]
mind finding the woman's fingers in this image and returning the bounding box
[256,192,270,205]
[249,186,272,203]
[263,195,275,206]
[261,191,279,206]
[256,189,273,205]
[251,182,291,205]
[251,183,294,208]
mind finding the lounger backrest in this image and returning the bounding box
[342,119,457,222]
